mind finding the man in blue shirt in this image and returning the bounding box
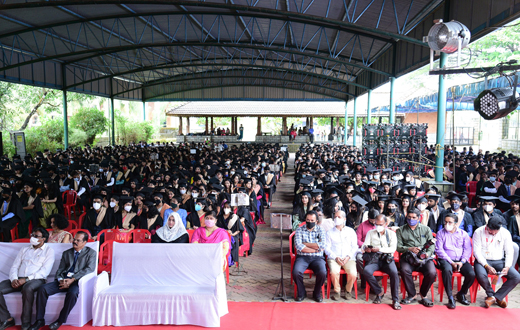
[308,127,314,143]
[292,210,326,302]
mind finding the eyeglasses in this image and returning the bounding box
[30,234,42,238]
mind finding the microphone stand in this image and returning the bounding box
[273,215,288,301]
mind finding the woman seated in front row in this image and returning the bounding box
[191,210,230,271]
[152,209,189,243]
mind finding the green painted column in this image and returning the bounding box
[111,97,115,145]
[353,97,358,146]
[435,53,448,182]
[63,90,68,149]
[389,77,396,123]
[367,90,372,124]
[344,102,348,144]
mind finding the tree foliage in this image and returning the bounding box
[70,107,108,145]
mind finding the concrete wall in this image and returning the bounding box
[176,135,239,143]
[254,135,309,143]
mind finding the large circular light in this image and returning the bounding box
[427,20,471,54]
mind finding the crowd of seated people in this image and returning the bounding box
[291,143,520,309]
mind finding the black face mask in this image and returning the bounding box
[171,203,178,209]
[461,202,468,209]
[306,222,316,229]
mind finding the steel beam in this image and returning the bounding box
[62,64,69,149]
[435,53,447,182]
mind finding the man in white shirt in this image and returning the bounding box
[473,217,520,308]
[325,210,358,300]
[362,214,400,310]
[0,228,55,330]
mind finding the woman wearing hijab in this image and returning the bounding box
[217,202,244,265]
[152,210,189,243]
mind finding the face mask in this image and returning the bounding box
[30,237,40,246]
[74,177,80,182]
[154,199,162,205]
[388,207,396,214]
[417,204,426,211]
[368,175,373,180]
[180,189,187,195]
[261,162,266,167]
[124,205,132,212]
[93,202,101,210]
[376,225,385,233]
[405,176,411,182]
[374,175,380,180]
[171,203,178,209]
[346,188,353,193]
[306,221,316,229]
[205,219,216,228]
[407,218,418,226]
[109,202,116,208]
[461,202,468,209]
[334,217,344,226]
[369,188,376,194]
[484,205,493,213]
[445,224,455,232]
[451,203,460,210]
[301,174,306,178]
[195,204,202,211]
[244,171,248,175]
[392,176,399,181]
[489,177,496,182]
[224,208,231,214]
[230,171,235,175]
[192,192,199,198]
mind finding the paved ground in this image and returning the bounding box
[226,154,520,309]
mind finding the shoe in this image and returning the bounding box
[313,294,323,303]
[447,297,456,309]
[456,293,470,306]
[22,323,31,330]
[28,319,45,330]
[484,296,496,308]
[331,292,340,301]
[373,294,383,304]
[496,298,508,308]
[49,321,62,330]
[392,300,402,310]
[295,296,305,302]
[0,318,15,330]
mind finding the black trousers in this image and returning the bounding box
[437,259,475,297]
[474,259,520,301]
[399,258,437,298]
[0,279,46,324]
[0,218,18,242]
[363,260,400,302]
[292,255,327,298]
[36,280,79,323]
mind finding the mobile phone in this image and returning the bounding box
[367,245,373,249]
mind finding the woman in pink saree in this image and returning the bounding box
[191,210,230,271]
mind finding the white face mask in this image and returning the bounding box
[392,176,399,181]
[376,225,385,233]
[373,175,380,180]
[244,171,248,175]
[417,204,426,211]
[124,205,132,212]
[405,176,411,182]
[445,224,455,232]
[30,236,40,246]
[224,208,231,214]
[93,202,102,210]
[334,217,344,226]
[180,189,187,195]
[230,171,235,175]
[484,205,493,213]
[192,192,199,198]
[109,202,116,208]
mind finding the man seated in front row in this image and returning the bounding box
[397,208,437,307]
[0,228,55,330]
[435,213,475,309]
[473,217,520,308]
[362,214,400,310]
[324,210,358,301]
[29,232,97,330]
[292,211,327,302]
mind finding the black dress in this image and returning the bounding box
[217,213,244,264]
[152,233,189,243]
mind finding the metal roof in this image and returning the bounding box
[0,0,518,102]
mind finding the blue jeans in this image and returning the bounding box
[292,255,327,298]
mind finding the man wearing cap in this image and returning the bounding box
[473,196,506,229]
[415,196,436,232]
[481,170,501,197]
[437,193,474,236]
[473,216,520,308]
[81,195,114,240]
[435,213,475,309]
[402,171,424,191]
[426,194,443,229]
[497,175,516,211]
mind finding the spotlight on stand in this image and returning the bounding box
[424,19,471,69]
[474,75,519,120]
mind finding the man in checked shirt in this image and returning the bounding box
[292,210,327,302]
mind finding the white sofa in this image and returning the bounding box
[0,242,99,326]
[93,242,228,327]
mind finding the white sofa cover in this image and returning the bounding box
[0,242,99,326]
[92,242,228,328]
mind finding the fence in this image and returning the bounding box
[444,127,475,145]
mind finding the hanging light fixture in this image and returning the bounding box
[424,19,471,69]
[474,80,519,120]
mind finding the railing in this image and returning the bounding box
[444,127,475,145]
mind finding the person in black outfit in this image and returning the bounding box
[0,188,24,242]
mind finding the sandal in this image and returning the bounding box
[401,296,416,304]
[373,294,383,304]
[392,301,402,310]
[419,297,434,307]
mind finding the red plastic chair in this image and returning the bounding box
[363,251,399,301]
[466,181,477,207]
[187,229,195,242]
[471,274,509,304]
[78,213,86,229]
[69,229,94,242]
[399,252,435,301]
[96,229,131,243]
[239,226,250,257]
[66,220,78,231]
[288,232,325,298]
[437,239,475,302]
[62,190,78,219]
[327,268,358,300]
[98,240,115,274]
[9,224,19,242]
[130,229,152,243]
[13,238,30,242]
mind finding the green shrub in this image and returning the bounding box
[70,107,108,145]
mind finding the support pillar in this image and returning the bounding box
[235,117,238,135]
[179,117,183,135]
[310,116,313,129]
[330,117,334,141]
[435,53,448,182]
[389,77,396,124]
[186,117,190,134]
[367,90,372,124]
[205,117,209,134]
[110,96,115,145]
[344,102,348,144]
[353,98,358,147]
[63,90,68,149]
[257,116,262,136]
[282,117,287,135]
[143,101,146,122]
[210,117,214,133]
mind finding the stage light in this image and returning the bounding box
[474,87,519,120]
[426,19,471,54]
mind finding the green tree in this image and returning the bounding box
[70,107,109,145]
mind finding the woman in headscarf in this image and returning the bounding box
[217,202,244,265]
[152,210,189,243]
